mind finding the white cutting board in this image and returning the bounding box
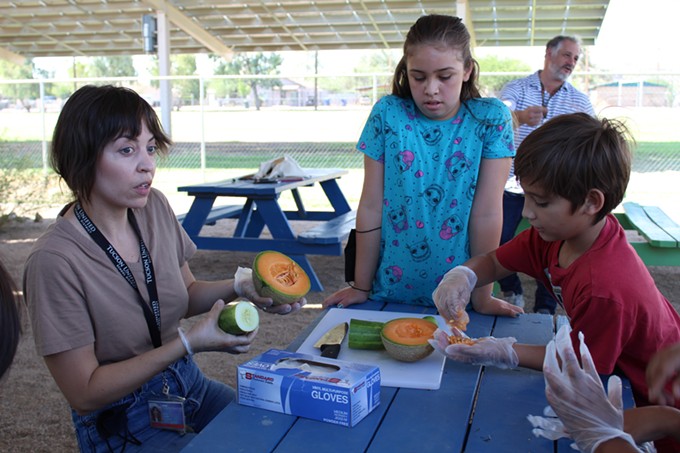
[296,308,446,390]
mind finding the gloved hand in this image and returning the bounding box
[234,266,258,300]
[233,266,305,315]
[432,265,477,329]
[429,328,519,369]
[542,324,637,453]
[527,405,570,441]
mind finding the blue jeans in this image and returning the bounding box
[72,356,234,452]
[498,191,557,314]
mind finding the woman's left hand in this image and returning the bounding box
[185,300,258,354]
[233,266,305,315]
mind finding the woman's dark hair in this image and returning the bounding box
[392,14,481,101]
[514,112,633,224]
[50,85,172,203]
[0,259,20,380]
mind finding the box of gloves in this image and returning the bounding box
[237,348,381,427]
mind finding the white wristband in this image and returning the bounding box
[177,327,193,356]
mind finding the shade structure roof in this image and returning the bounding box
[0,0,610,63]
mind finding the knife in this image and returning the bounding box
[313,322,348,359]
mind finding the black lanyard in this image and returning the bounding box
[74,203,162,348]
[539,75,563,119]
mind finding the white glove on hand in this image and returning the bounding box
[429,328,519,370]
[234,266,257,299]
[542,324,637,453]
[432,265,477,328]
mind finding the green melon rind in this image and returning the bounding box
[348,319,385,350]
[380,318,436,362]
[252,251,310,306]
[218,301,259,335]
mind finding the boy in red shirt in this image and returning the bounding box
[431,112,680,452]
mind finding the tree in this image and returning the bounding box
[88,56,137,81]
[212,52,282,110]
[476,55,532,96]
[0,58,41,111]
[170,54,199,108]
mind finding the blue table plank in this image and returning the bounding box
[465,314,555,453]
[368,312,494,453]
[181,405,297,453]
[273,387,398,453]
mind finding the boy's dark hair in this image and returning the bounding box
[0,259,20,379]
[392,14,480,101]
[51,85,172,203]
[514,112,632,223]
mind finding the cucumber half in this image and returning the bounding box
[218,301,259,335]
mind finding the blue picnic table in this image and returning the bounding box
[181,302,635,452]
[177,168,355,291]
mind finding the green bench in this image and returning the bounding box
[615,202,680,266]
[510,202,680,267]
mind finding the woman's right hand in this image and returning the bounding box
[322,286,369,309]
[185,300,257,355]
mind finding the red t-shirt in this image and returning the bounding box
[497,213,680,410]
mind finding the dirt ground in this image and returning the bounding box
[1,216,679,452]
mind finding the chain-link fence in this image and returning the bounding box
[1,72,679,219]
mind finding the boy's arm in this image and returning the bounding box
[514,343,546,371]
[623,406,680,444]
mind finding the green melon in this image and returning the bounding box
[252,251,311,305]
[380,317,438,362]
[348,319,386,350]
[218,301,259,335]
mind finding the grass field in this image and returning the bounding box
[1,106,678,222]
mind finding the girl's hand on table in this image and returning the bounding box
[472,295,524,318]
[322,286,369,309]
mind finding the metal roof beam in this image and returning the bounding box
[141,0,233,58]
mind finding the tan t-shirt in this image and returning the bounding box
[24,189,197,364]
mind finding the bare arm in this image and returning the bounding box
[468,157,522,317]
[45,299,256,414]
[323,155,383,308]
[468,156,505,302]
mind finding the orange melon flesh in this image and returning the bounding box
[382,318,438,345]
[381,317,438,362]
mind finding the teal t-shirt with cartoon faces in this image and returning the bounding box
[357,95,514,305]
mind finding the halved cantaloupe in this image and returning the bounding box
[252,250,310,305]
[380,317,438,362]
